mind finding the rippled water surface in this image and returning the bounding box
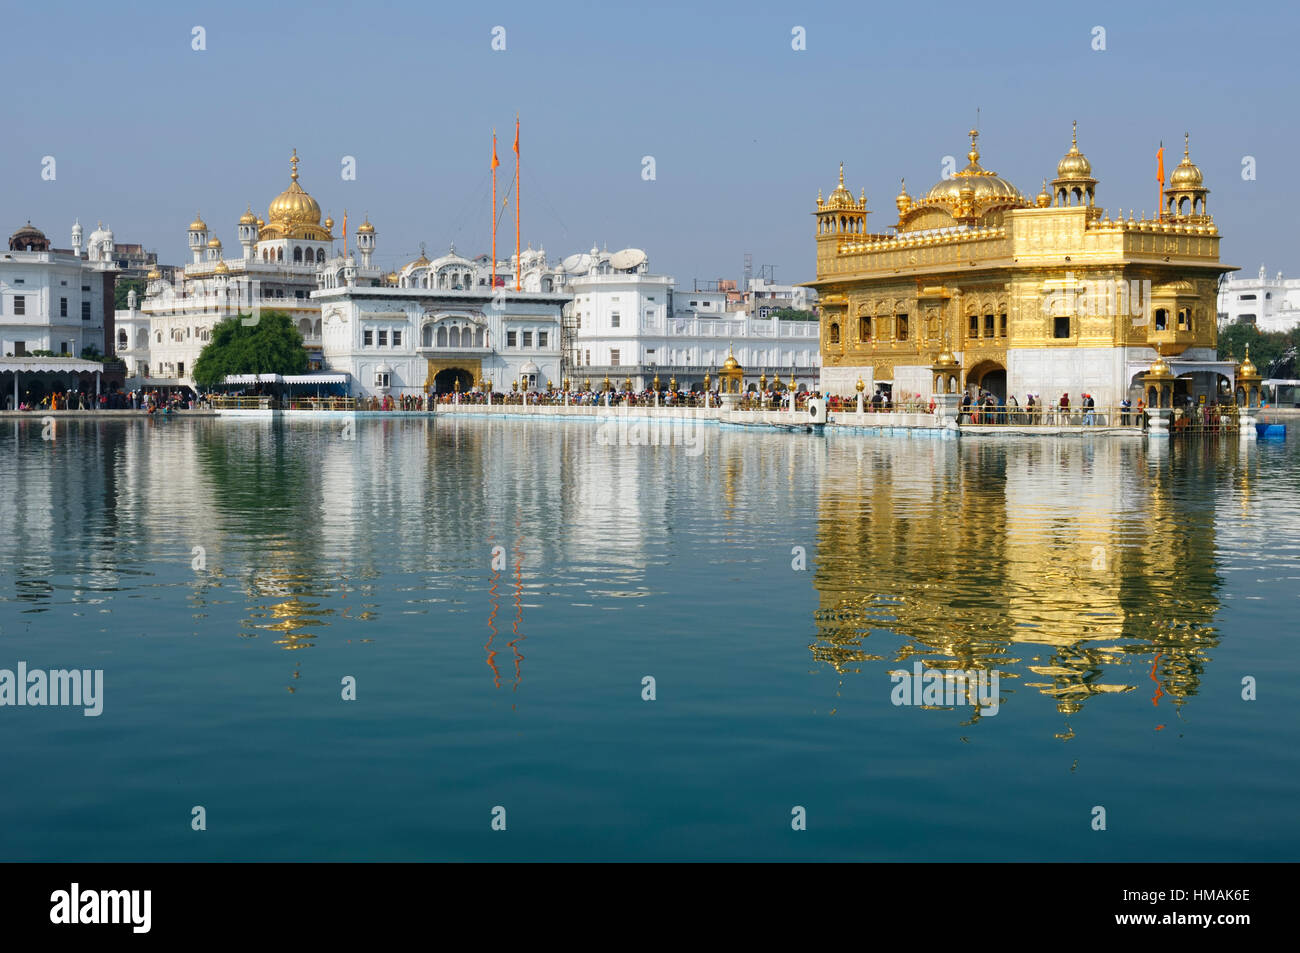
[1,416,1297,860]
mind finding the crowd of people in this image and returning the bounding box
[3,388,196,412]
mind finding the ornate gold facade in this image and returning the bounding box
[808,128,1234,402]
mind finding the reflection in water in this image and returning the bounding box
[812,438,1237,736]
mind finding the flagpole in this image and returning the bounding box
[514,115,521,292]
[492,130,498,288]
[1157,141,1164,223]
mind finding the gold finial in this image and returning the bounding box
[838,161,844,187]
[968,128,980,164]
[290,148,299,181]
[1071,119,1078,150]
[1184,132,1190,159]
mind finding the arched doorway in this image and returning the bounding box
[967,360,1006,401]
[433,367,473,394]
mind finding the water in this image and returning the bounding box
[0,415,1297,861]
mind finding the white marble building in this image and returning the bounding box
[135,150,382,386]
[564,248,821,391]
[1217,265,1300,333]
[313,282,566,398]
[2,221,114,359]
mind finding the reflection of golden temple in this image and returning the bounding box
[811,439,1224,733]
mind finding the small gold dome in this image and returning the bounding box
[827,162,855,208]
[1169,135,1203,188]
[324,217,334,231]
[1239,343,1259,378]
[1147,356,1173,377]
[146,268,161,280]
[1056,121,1092,178]
[933,349,959,367]
[856,378,865,392]
[1036,178,1051,207]
[213,260,230,274]
[896,178,911,212]
[239,206,257,225]
[255,217,265,229]
[386,270,399,283]
[357,218,375,234]
[206,236,222,248]
[189,212,208,231]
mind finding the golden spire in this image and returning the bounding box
[838,161,845,188]
[290,148,299,182]
[968,129,980,165]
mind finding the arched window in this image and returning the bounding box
[449,327,461,347]
[293,246,303,263]
[422,324,433,347]
[313,319,321,335]
[859,315,871,340]
[475,327,485,347]
[277,248,283,261]
[117,330,128,349]
[437,326,448,347]
[299,318,311,335]
[1178,308,1190,330]
[316,248,325,263]
[1155,308,1169,331]
[829,322,840,344]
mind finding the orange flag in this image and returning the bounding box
[513,120,519,155]
[342,210,348,239]
[492,134,500,170]
[1156,144,1165,186]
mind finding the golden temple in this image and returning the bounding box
[808,126,1236,407]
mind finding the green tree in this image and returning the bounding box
[769,308,819,322]
[114,278,146,311]
[191,311,307,389]
[1217,323,1299,375]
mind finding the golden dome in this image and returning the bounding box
[896,178,911,213]
[923,130,1026,205]
[189,212,208,231]
[1036,178,1051,207]
[206,236,222,248]
[255,217,265,229]
[386,270,399,284]
[147,268,161,280]
[1056,121,1092,179]
[1147,356,1173,377]
[324,217,334,231]
[1169,134,1203,188]
[1239,343,1259,378]
[267,149,322,227]
[239,206,257,225]
[933,348,959,367]
[826,162,855,208]
[213,260,230,275]
[356,217,375,234]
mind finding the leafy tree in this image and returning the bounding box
[114,278,146,311]
[769,308,819,322]
[1217,323,1300,376]
[191,311,307,389]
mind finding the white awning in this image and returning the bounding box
[223,373,284,384]
[0,358,104,374]
[283,374,348,384]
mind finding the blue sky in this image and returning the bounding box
[1,0,1294,284]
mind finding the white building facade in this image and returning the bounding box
[565,248,821,391]
[2,222,114,359]
[313,284,566,398]
[1217,265,1300,333]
